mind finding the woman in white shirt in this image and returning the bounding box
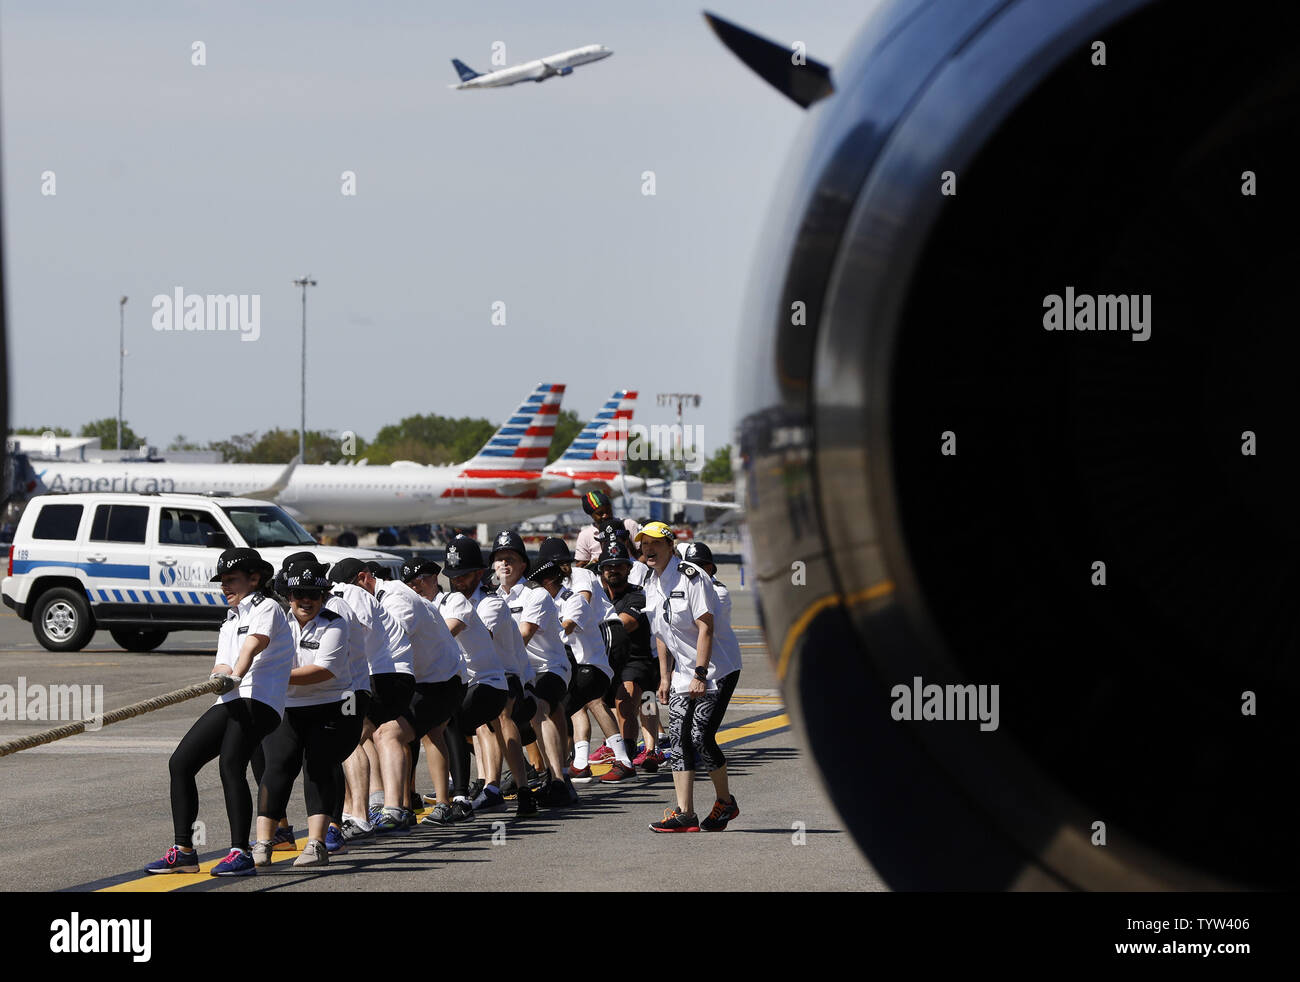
[146,548,294,877]
[251,561,356,869]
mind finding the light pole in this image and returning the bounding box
[656,392,701,478]
[293,276,317,462]
[117,296,127,450]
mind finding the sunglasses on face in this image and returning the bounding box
[290,590,324,601]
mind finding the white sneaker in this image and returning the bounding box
[293,839,329,868]
[251,840,274,867]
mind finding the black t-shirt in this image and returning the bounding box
[610,586,651,662]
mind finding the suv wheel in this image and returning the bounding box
[109,627,169,652]
[33,588,96,652]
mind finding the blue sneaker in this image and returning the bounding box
[325,825,348,854]
[146,846,199,874]
[472,785,506,812]
[367,806,384,826]
[211,848,257,876]
[271,824,297,852]
[372,807,405,834]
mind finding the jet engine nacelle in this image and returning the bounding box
[737,0,1300,890]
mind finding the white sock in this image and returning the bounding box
[368,791,384,809]
[606,734,631,767]
[574,740,590,770]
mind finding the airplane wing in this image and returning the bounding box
[632,494,743,511]
[245,456,299,501]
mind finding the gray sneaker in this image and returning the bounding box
[251,840,274,867]
[293,839,329,867]
[340,819,370,841]
[420,802,454,826]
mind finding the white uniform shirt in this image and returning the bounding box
[558,587,612,679]
[330,583,398,677]
[214,591,295,715]
[644,555,742,694]
[438,589,507,690]
[285,607,352,708]
[325,594,371,695]
[628,560,650,588]
[480,584,533,682]
[504,580,571,683]
[566,564,616,622]
[378,580,460,684]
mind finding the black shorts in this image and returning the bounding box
[507,675,536,731]
[402,677,464,735]
[618,657,660,693]
[367,672,415,726]
[530,671,568,711]
[457,681,508,733]
[569,663,613,708]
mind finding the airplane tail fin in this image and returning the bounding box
[452,58,481,82]
[548,389,637,470]
[459,383,566,474]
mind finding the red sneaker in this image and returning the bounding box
[566,764,594,784]
[599,760,636,782]
[633,747,661,773]
[589,745,615,763]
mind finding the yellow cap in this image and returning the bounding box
[634,521,674,542]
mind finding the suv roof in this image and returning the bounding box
[32,491,276,506]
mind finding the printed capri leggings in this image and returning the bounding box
[668,671,740,773]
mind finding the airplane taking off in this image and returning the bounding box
[30,385,570,527]
[449,44,612,89]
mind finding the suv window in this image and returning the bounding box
[219,504,317,547]
[157,507,223,548]
[31,504,84,540]
[89,504,149,544]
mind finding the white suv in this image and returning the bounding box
[2,492,401,652]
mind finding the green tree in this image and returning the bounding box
[207,428,361,464]
[368,414,497,466]
[10,425,73,437]
[79,418,145,450]
[626,432,668,482]
[547,409,583,463]
[700,444,733,483]
[167,434,202,451]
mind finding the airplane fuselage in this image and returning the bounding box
[454,45,612,89]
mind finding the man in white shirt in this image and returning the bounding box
[329,558,416,833]
[490,529,578,808]
[637,522,742,833]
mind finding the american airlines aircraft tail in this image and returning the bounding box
[542,389,644,498]
[458,383,565,476]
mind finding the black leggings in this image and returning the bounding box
[258,701,357,820]
[169,698,280,850]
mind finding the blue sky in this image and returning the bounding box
[2,0,875,457]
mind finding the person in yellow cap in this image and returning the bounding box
[635,522,743,832]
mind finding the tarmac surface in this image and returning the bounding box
[0,565,884,892]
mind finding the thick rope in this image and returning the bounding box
[0,678,224,758]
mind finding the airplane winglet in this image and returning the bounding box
[245,455,299,501]
[703,11,834,109]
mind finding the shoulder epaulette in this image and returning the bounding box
[559,588,573,600]
[250,593,267,605]
[678,561,701,579]
[318,608,342,622]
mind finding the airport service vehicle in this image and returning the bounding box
[449,44,612,89]
[2,492,401,652]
